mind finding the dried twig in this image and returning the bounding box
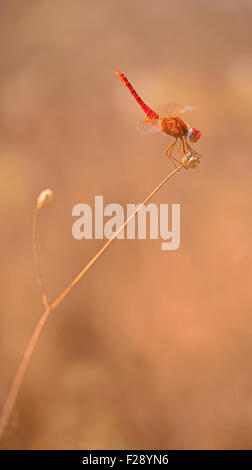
[0,154,199,440]
[32,189,53,309]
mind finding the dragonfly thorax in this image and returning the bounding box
[160,116,189,139]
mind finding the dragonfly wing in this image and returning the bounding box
[177,105,199,114]
[155,102,181,116]
[137,119,162,134]
[153,103,199,116]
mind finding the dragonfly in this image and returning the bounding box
[116,69,201,167]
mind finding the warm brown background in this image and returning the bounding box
[0,0,252,450]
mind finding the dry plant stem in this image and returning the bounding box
[0,164,183,440]
[51,164,183,309]
[32,206,49,309]
[0,307,50,441]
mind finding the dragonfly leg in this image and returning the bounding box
[182,137,187,154]
[165,138,181,167]
[177,139,182,153]
[184,137,197,155]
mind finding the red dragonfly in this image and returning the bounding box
[116,69,201,166]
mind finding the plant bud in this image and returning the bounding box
[182,153,201,170]
[37,188,54,209]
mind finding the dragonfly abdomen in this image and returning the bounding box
[116,69,159,120]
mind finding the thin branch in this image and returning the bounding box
[51,164,183,310]
[32,206,49,309]
[0,157,198,439]
[0,307,50,441]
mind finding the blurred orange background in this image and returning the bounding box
[0,0,252,450]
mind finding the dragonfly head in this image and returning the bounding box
[188,127,201,143]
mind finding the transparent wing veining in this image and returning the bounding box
[137,118,162,134]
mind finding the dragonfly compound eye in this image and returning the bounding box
[188,127,201,143]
